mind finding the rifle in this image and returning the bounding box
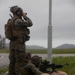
[9,14,13,18]
[39,60,68,73]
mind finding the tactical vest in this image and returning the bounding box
[5,16,30,40]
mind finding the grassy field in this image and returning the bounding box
[0,49,9,53]
[0,67,8,74]
[28,49,75,54]
[0,48,75,54]
[52,57,75,75]
[0,49,75,75]
[0,57,75,75]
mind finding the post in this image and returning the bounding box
[47,0,52,63]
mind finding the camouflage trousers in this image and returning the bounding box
[9,40,26,75]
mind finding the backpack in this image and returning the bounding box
[5,19,13,40]
[4,18,17,40]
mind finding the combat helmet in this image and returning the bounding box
[10,6,23,15]
[31,55,42,67]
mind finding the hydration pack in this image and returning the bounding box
[5,19,13,40]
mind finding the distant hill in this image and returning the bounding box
[26,45,46,49]
[5,43,46,49]
[55,44,75,49]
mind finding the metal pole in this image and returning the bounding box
[47,0,52,63]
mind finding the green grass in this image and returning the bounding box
[52,57,75,75]
[0,49,75,54]
[0,49,75,75]
[53,49,75,54]
[27,49,75,54]
[0,57,75,75]
[27,49,47,54]
[0,49,9,53]
[0,67,8,74]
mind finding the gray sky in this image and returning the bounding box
[0,0,75,48]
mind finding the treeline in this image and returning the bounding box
[0,35,6,49]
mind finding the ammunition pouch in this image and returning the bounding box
[25,35,30,41]
[25,28,30,35]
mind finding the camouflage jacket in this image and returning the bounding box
[14,15,33,29]
[25,62,42,75]
[7,15,33,41]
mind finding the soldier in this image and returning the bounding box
[31,55,42,68]
[5,6,33,75]
[24,52,42,75]
[31,56,68,75]
[25,52,49,75]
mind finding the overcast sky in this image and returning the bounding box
[0,0,75,48]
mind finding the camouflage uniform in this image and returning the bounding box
[8,6,33,75]
[25,62,42,75]
[24,53,42,75]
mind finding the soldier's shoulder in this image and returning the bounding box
[8,18,12,21]
[14,18,23,23]
[7,18,12,24]
[26,62,35,68]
